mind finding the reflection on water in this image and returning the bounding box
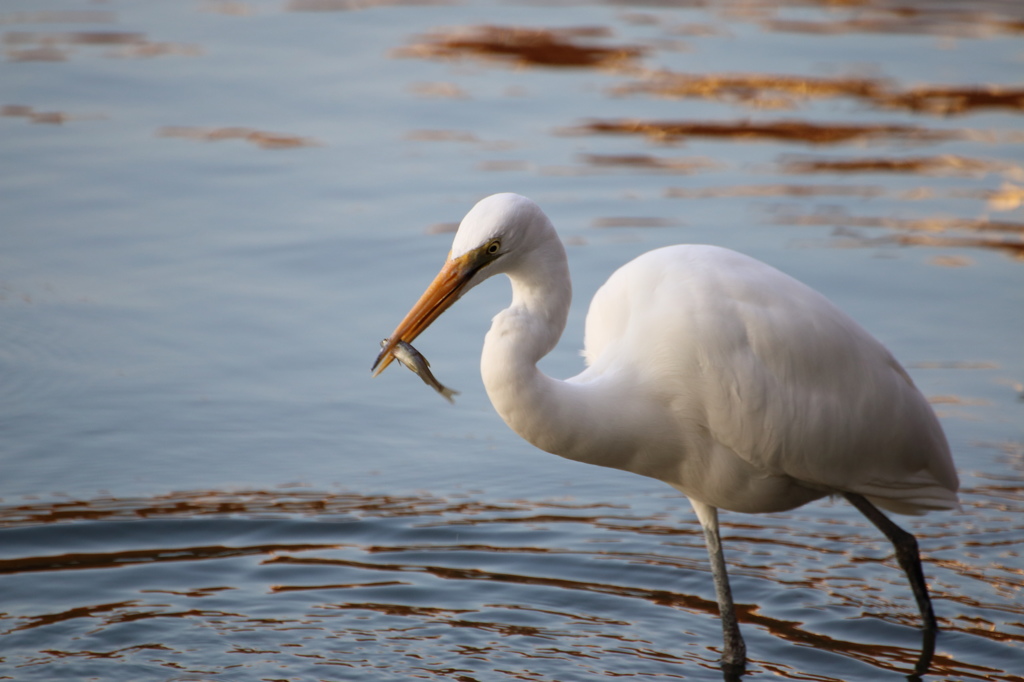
[380,4,1024,263]
[564,119,960,146]
[0,487,1022,680]
[0,10,116,25]
[286,0,456,12]
[666,184,886,199]
[579,153,720,175]
[1,104,87,125]
[773,212,1024,260]
[2,0,1022,679]
[758,7,1024,39]
[4,29,201,60]
[157,126,323,150]
[614,72,1024,116]
[776,154,1021,178]
[395,25,646,69]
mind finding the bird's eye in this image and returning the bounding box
[486,241,500,255]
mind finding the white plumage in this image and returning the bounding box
[373,193,958,675]
[574,244,957,515]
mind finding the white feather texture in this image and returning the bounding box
[458,194,957,516]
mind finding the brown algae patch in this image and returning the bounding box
[393,25,645,69]
[612,71,888,110]
[876,85,1024,116]
[758,5,1024,40]
[779,155,1022,178]
[666,184,884,199]
[4,31,201,59]
[781,212,1024,260]
[157,126,321,149]
[579,154,720,174]
[612,68,1024,116]
[2,104,82,124]
[563,119,958,146]
[287,0,453,10]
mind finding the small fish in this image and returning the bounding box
[380,338,459,404]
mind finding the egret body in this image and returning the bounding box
[372,193,958,674]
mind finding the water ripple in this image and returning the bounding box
[0,489,1021,681]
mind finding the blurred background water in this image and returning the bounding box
[1,0,1022,680]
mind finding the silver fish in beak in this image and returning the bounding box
[380,338,459,404]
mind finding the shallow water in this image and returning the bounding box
[1,0,1022,680]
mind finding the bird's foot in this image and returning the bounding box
[719,635,746,680]
[719,656,746,681]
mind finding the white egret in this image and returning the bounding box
[372,193,958,675]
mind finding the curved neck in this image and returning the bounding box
[480,235,681,486]
[480,233,568,445]
[480,238,622,463]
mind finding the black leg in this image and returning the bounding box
[691,500,746,678]
[844,492,937,676]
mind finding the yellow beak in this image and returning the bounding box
[371,250,480,377]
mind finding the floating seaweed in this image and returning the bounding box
[779,211,1024,260]
[287,0,452,10]
[394,25,645,69]
[4,30,201,60]
[579,154,720,174]
[612,69,1024,117]
[666,184,884,199]
[563,119,958,146]
[778,154,1021,178]
[157,126,321,149]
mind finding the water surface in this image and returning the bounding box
[1,0,1022,680]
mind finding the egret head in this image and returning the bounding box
[452,193,551,260]
[372,193,556,376]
